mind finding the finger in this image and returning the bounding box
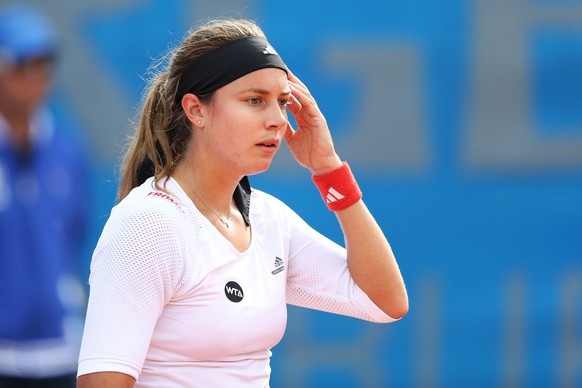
[288,80,312,102]
[289,83,318,112]
[286,90,303,115]
[289,83,310,104]
[289,82,313,104]
[287,70,316,102]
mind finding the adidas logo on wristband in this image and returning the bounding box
[325,187,345,203]
[312,162,362,211]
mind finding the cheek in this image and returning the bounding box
[205,109,247,157]
[211,103,259,138]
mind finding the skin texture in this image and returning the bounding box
[77,372,135,387]
[78,67,408,388]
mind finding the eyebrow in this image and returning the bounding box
[239,87,291,96]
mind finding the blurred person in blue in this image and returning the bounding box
[0,4,90,388]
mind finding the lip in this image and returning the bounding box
[256,138,280,152]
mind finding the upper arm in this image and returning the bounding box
[77,372,136,388]
[78,202,187,378]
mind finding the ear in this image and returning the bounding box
[181,93,205,127]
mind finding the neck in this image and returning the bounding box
[174,162,241,224]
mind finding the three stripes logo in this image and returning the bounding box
[325,187,345,204]
[271,256,284,275]
[262,44,278,55]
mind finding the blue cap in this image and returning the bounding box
[0,4,58,65]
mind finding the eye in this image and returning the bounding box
[247,97,262,105]
[278,98,291,108]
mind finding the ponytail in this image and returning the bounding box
[118,70,180,201]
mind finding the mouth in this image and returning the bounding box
[256,139,280,149]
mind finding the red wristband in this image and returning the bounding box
[312,162,362,211]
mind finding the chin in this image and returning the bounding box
[246,160,273,176]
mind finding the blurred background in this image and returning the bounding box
[3,0,582,386]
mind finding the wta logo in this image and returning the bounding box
[224,281,244,303]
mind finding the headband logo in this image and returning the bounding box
[262,44,278,56]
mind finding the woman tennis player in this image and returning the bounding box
[77,18,408,387]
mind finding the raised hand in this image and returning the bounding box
[284,70,342,176]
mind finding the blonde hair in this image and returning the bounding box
[117,18,265,201]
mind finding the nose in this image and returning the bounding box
[265,103,287,131]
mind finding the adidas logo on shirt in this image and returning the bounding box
[274,257,283,268]
[325,187,345,204]
[271,256,284,275]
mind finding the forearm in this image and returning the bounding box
[285,71,407,319]
[335,200,408,319]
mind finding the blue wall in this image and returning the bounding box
[33,0,582,386]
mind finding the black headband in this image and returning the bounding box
[176,36,288,101]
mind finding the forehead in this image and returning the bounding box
[219,67,289,95]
